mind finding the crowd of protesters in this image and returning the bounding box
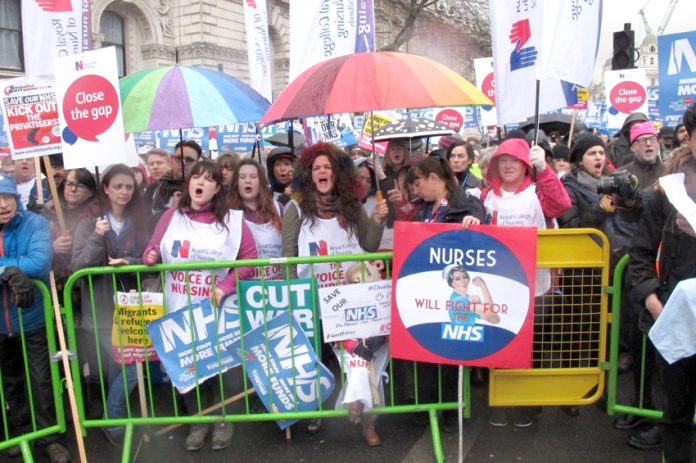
[0,102,694,462]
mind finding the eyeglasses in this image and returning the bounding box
[173,155,197,165]
[64,181,89,191]
[634,136,657,146]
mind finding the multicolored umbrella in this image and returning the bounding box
[261,51,492,125]
[373,117,454,141]
[120,65,271,133]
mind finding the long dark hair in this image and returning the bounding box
[228,158,281,231]
[293,142,365,233]
[409,157,459,193]
[178,159,229,230]
[100,164,143,218]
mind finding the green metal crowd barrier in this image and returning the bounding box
[0,280,67,462]
[62,253,470,463]
[606,254,696,425]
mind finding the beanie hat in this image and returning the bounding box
[552,143,570,161]
[621,112,648,129]
[438,135,462,150]
[630,121,658,144]
[659,126,675,138]
[570,135,605,164]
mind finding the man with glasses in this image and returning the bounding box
[144,141,203,227]
[623,121,664,189]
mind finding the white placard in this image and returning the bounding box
[319,280,391,342]
[659,173,696,231]
[54,47,127,169]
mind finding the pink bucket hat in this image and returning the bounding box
[630,121,657,144]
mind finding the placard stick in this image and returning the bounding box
[33,157,44,204]
[568,110,578,147]
[41,157,66,233]
[154,387,256,436]
[35,158,87,462]
[135,363,150,442]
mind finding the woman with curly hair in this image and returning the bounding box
[281,142,387,444]
[281,142,387,284]
[228,158,284,280]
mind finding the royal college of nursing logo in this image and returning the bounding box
[170,240,191,258]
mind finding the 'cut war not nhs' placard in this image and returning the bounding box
[391,223,537,368]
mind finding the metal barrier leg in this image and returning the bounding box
[121,423,135,463]
[429,408,444,463]
[19,440,34,463]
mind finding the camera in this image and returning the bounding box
[596,171,638,199]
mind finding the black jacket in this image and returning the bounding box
[629,188,696,331]
[413,187,485,224]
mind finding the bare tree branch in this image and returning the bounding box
[379,0,438,51]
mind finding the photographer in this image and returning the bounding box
[557,135,640,257]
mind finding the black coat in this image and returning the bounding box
[629,188,696,331]
[413,187,485,224]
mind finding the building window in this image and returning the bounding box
[650,57,654,65]
[650,45,655,53]
[101,11,126,77]
[0,0,23,71]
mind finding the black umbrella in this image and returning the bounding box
[519,113,573,136]
[373,117,454,141]
[265,130,307,150]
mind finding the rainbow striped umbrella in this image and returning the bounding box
[120,65,270,133]
[261,51,492,125]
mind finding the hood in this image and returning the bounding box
[266,146,295,192]
[485,138,533,194]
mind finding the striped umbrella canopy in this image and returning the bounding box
[120,65,271,133]
[261,51,492,125]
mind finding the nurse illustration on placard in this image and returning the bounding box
[443,264,500,326]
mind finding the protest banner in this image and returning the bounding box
[490,0,597,124]
[54,47,127,169]
[474,57,497,128]
[147,298,242,393]
[319,280,391,342]
[243,0,272,101]
[357,111,396,155]
[647,86,662,122]
[21,0,91,76]
[237,279,318,341]
[0,77,61,159]
[604,68,649,131]
[305,115,342,145]
[658,30,696,127]
[218,122,260,155]
[289,0,374,80]
[391,222,537,368]
[112,291,165,365]
[232,314,335,429]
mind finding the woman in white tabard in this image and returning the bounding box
[281,142,387,444]
[227,158,284,280]
[281,142,387,285]
[476,137,571,428]
[142,159,257,452]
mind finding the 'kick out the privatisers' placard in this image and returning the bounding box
[391,222,537,368]
[0,77,62,159]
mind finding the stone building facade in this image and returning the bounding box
[2,0,487,98]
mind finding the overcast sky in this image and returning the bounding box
[593,0,694,82]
